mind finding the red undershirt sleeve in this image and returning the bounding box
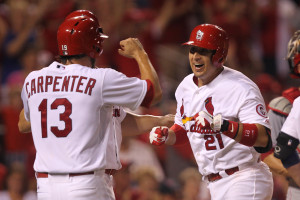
[141,79,154,108]
[170,124,189,146]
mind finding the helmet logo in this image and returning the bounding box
[196,30,204,41]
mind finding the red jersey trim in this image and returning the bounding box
[141,79,154,108]
[268,107,289,116]
[282,87,300,103]
[170,124,189,146]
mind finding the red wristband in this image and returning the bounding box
[222,120,239,139]
[239,123,258,147]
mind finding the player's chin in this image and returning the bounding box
[193,68,205,77]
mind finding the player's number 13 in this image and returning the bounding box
[38,98,72,138]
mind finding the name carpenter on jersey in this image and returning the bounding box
[25,75,96,99]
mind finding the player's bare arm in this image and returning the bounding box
[18,108,31,133]
[164,129,176,145]
[121,111,174,137]
[287,163,300,187]
[262,153,288,176]
[118,38,162,106]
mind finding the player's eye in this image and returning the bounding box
[190,46,197,54]
[190,46,214,55]
[97,27,104,34]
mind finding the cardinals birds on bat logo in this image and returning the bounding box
[180,98,185,117]
[205,97,214,115]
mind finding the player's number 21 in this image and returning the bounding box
[38,98,72,138]
[204,134,224,150]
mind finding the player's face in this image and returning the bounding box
[189,46,216,78]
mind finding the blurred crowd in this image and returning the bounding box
[0,0,300,199]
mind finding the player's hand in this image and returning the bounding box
[149,126,169,146]
[193,111,213,129]
[118,38,146,59]
[211,114,223,132]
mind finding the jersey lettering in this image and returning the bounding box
[31,78,36,96]
[53,76,62,92]
[76,76,87,93]
[25,75,96,98]
[70,76,79,92]
[37,76,44,93]
[189,124,218,134]
[45,76,53,92]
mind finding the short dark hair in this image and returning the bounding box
[56,54,96,68]
[57,54,86,64]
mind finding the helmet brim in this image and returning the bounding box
[100,33,109,39]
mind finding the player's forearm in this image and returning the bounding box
[18,109,31,133]
[134,51,162,106]
[122,112,174,136]
[262,153,288,176]
[288,163,300,187]
[165,129,176,145]
[135,114,174,133]
[254,124,270,147]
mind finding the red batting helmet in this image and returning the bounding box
[183,24,229,67]
[287,30,300,78]
[65,10,99,25]
[57,16,108,58]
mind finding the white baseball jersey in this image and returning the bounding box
[21,61,147,173]
[105,106,127,169]
[281,97,300,140]
[174,66,270,176]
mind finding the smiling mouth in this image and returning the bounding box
[195,64,204,70]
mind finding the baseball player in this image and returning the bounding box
[149,24,273,200]
[17,10,163,200]
[272,30,300,194]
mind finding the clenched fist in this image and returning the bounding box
[118,38,146,59]
[149,126,169,146]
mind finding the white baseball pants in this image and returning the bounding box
[36,170,115,200]
[207,162,273,200]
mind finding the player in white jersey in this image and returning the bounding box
[17,10,164,200]
[149,24,273,200]
[273,30,300,192]
[263,30,300,199]
[274,97,300,187]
